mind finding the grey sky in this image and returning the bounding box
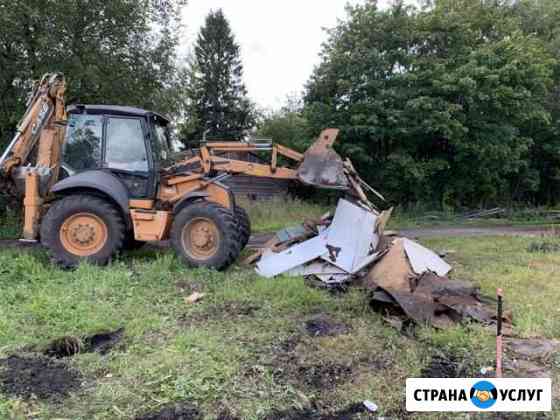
[180,1,400,110]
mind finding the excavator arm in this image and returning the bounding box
[0,73,67,240]
[160,128,382,212]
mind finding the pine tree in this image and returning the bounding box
[181,9,255,145]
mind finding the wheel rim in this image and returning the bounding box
[181,217,220,260]
[59,213,108,256]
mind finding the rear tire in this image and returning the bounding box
[170,201,241,270]
[235,205,251,250]
[41,195,125,267]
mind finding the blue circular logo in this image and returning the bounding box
[470,380,498,409]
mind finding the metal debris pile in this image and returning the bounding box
[249,198,506,329]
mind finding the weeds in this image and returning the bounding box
[389,205,560,229]
[238,197,327,233]
[527,240,560,253]
[0,208,20,240]
[0,218,558,417]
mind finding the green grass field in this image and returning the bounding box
[0,201,559,419]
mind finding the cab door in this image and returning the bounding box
[103,116,154,198]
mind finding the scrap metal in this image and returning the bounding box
[251,196,507,330]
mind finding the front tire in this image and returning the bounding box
[41,195,125,267]
[170,201,241,270]
[235,205,251,250]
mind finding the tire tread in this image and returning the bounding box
[40,195,125,267]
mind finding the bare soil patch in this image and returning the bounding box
[216,407,241,420]
[0,355,82,400]
[135,402,201,420]
[304,314,351,337]
[421,351,476,378]
[179,301,260,326]
[295,363,353,390]
[266,334,353,391]
[264,402,372,419]
[43,327,125,358]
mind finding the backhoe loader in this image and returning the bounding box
[0,73,378,269]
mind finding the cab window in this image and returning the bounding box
[63,114,102,172]
[105,117,148,172]
[154,124,169,161]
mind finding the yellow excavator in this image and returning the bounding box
[0,73,377,269]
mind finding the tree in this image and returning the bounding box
[180,9,255,145]
[0,0,187,149]
[257,94,312,152]
[304,0,555,208]
[511,0,560,204]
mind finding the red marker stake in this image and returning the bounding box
[496,288,503,378]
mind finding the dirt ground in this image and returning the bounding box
[0,355,82,400]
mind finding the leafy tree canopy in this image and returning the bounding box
[0,0,186,148]
[303,0,557,207]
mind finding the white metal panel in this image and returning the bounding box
[284,260,348,277]
[403,238,452,276]
[316,273,352,284]
[350,251,382,274]
[321,199,378,272]
[256,231,329,278]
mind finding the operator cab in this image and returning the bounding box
[62,104,180,198]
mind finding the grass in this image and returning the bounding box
[389,206,560,229]
[242,198,560,233]
[0,233,558,418]
[0,199,558,418]
[239,197,327,233]
[0,208,20,240]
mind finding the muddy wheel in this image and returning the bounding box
[171,201,241,270]
[41,195,125,267]
[235,205,251,250]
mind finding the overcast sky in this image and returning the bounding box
[180,0,403,110]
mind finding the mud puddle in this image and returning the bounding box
[0,355,82,400]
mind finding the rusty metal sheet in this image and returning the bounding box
[403,238,452,277]
[369,265,494,328]
[297,129,349,190]
[437,295,494,324]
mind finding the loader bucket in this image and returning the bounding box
[297,129,349,190]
